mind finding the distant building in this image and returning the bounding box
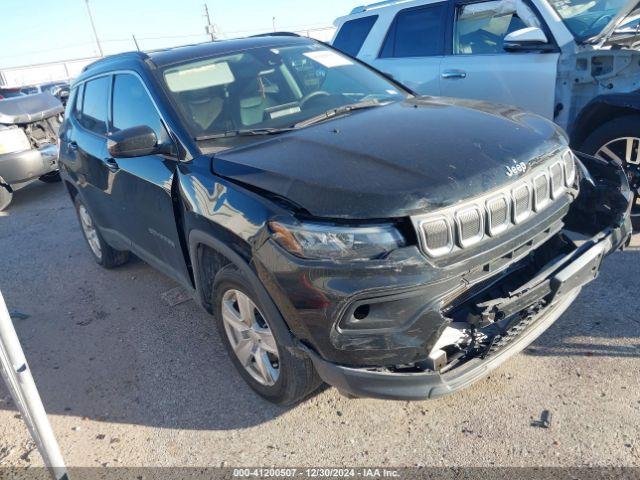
[0,57,99,88]
[1,26,335,88]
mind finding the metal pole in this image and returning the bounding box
[272,16,277,32]
[204,3,215,42]
[132,34,141,51]
[0,291,67,480]
[84,0,104,57]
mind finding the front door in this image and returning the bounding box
[439,0,559,119]
[106,72,191,287]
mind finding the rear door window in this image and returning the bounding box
[380,4,447,58]
[333,16,378,57]
[78,76,110,135]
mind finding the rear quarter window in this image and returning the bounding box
[380,4,447,58]
[333,15,378,57]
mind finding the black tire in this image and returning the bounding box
[0,180,12,212]
[73,196,130,268]
[39,171,62,183]
[580,115,640,229]
[213,265,321,405]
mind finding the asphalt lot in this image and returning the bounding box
[1,180,639,468]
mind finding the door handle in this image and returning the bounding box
[441,70,467,79]
[103,157,120,172]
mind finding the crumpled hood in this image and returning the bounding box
[212,97,568,219]
[0,93,63,125]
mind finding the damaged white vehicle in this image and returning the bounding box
[333,0,640,224]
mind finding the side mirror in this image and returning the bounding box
[503,27,552,52]
[107,125,159,158]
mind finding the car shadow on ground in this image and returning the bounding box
[1,185,638,431]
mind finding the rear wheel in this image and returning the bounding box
[580,115,640,229]
[213,266,321,404]
[0,178,12,211]
[74,196,129,268]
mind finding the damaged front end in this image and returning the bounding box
[303,153,632,400]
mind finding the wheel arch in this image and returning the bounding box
[570,94,640,149]
[188,229,299,350]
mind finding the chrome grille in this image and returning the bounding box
[455,206,484,247]
[550,161,565,198]
[512,183,532,224]
[413,149,578,259]
[421,217,453,257]
[533,173,550,211]
[563,150,576,186]
[486,194,510,236]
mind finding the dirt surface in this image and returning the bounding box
[1,181,639,469]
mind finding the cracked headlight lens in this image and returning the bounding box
[269,220,405,260]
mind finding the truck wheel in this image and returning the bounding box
[580,115,640,229]
[74,197,130,268]
[39,171,62,183]
[0,180,12,211]
[213,266,321,405]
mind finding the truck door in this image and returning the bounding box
[106,73,192,287]
[368,2,448,96]
[439,0,559,119]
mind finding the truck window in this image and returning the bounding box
[334,16,378,57]
[380,4,447,58]
[79,76,109,135]
[454,0,540,54]
[111,74,169,143]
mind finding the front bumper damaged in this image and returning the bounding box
[296,153,633,400]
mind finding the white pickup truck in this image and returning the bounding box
[333,0,640,224]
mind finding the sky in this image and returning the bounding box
[0,0,352,68]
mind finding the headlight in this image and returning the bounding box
[0,128,30,155]
[269,220,406,260]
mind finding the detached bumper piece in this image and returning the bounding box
[305,152,633,401]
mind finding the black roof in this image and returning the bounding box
[77,35,313,83]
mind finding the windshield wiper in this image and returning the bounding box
[293,99,383,129]
[195,127,295,141]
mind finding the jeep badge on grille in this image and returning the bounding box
[506,162,527,177]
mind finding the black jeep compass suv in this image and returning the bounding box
[58,35,633,404]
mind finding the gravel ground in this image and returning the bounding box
[0,181,639,469]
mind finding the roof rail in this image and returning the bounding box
[82,51,150,73]
[350,0,414,14]
[250,32,301,38]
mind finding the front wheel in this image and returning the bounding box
[580,115,640,229]
[73,196,130,268]
[213,266,321,405]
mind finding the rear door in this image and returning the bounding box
[106,72,191,286]
[368,3,448,95]
[439,0,559,118]
[67,75,130,249]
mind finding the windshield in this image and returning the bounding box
[161,42,408,141]
[549,0,630,41]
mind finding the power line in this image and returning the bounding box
[84,0,104,57]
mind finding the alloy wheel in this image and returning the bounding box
[221,289,280,386]
[78,204,102,259]
[595,137,640,215]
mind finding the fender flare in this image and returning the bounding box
[188,229,300,352]
[571,93,640,147]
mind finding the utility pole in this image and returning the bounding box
[84,0,104,57]
[132,34,140,51]
[203,3,216,42]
